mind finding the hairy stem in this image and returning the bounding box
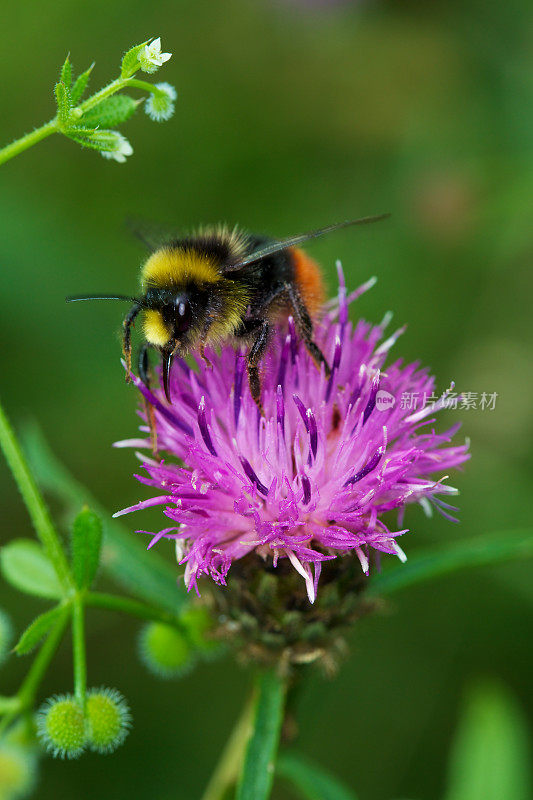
[0,120,57,167]
[0,398,72,591]
[77,78,124,113]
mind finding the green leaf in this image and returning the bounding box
[54,81,71,128]
[60,55,72,88]
[81,95,138,128]
[71,64,94,104]
[71,507,102,589]
[1,539,63,599]
[22,421,186,613]
[278,752,358,800]
[236,671,286,800]
[121,40,150,79]
[15,604,69,655]
[444,681,531,800]
[368,529,533,597]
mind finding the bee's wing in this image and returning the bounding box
[222,214,390,272]
[126,217,182,251]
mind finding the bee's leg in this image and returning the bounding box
[198,319,214,369]
[138,342,159,457]
[199,342,213,370]
[123,304,141,382]
[283,283,331,378]
[246,321,271,415]
[138,341,151,387]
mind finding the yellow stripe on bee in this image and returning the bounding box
[141,248,221,288]
[143,310,172,347]
[208,286,250,343]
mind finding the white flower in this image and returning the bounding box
[138,37,172,74]
[100,132,134,164]
[144,82,177,122]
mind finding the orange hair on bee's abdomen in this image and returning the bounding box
[290,247,325,316]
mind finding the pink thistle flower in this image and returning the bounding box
[114,264,469,603]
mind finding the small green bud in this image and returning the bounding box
[0,743,37,799]
[139,622,195,679]
[36,695,86,759]
[86,688,131,754]
[180,605,220,660]
[0,609,13,665]
[144,83,176,122]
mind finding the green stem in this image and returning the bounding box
[125,78,165,95]
[236,671,287,800]
[85,591,183,627]
[0,697,20,715]
[0,120,57,167]
[200,689,256,800]
[0,612,68,736]
[72,598,86,707]
[0,398,72,591]
[77,78,124,113]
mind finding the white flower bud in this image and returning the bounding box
[100,132,134,163]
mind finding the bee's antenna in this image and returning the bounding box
[224,213,391,272]
[66,294,144,305]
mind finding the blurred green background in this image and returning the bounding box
[1,0,532,797]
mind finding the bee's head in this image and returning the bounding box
[142,286,210,355]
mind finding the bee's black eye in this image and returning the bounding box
[174,296,192,334]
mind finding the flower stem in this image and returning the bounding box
[77,78,124,113]
[0,120,57,167]
[0,398,72,591]
[236,671,287,800]
[72,597,86,708]
[200,689,256,800]
[0,697,20,715]
[125,78,166,96]
[85,591,183,627]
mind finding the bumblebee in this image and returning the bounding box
[67,215,387,409]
